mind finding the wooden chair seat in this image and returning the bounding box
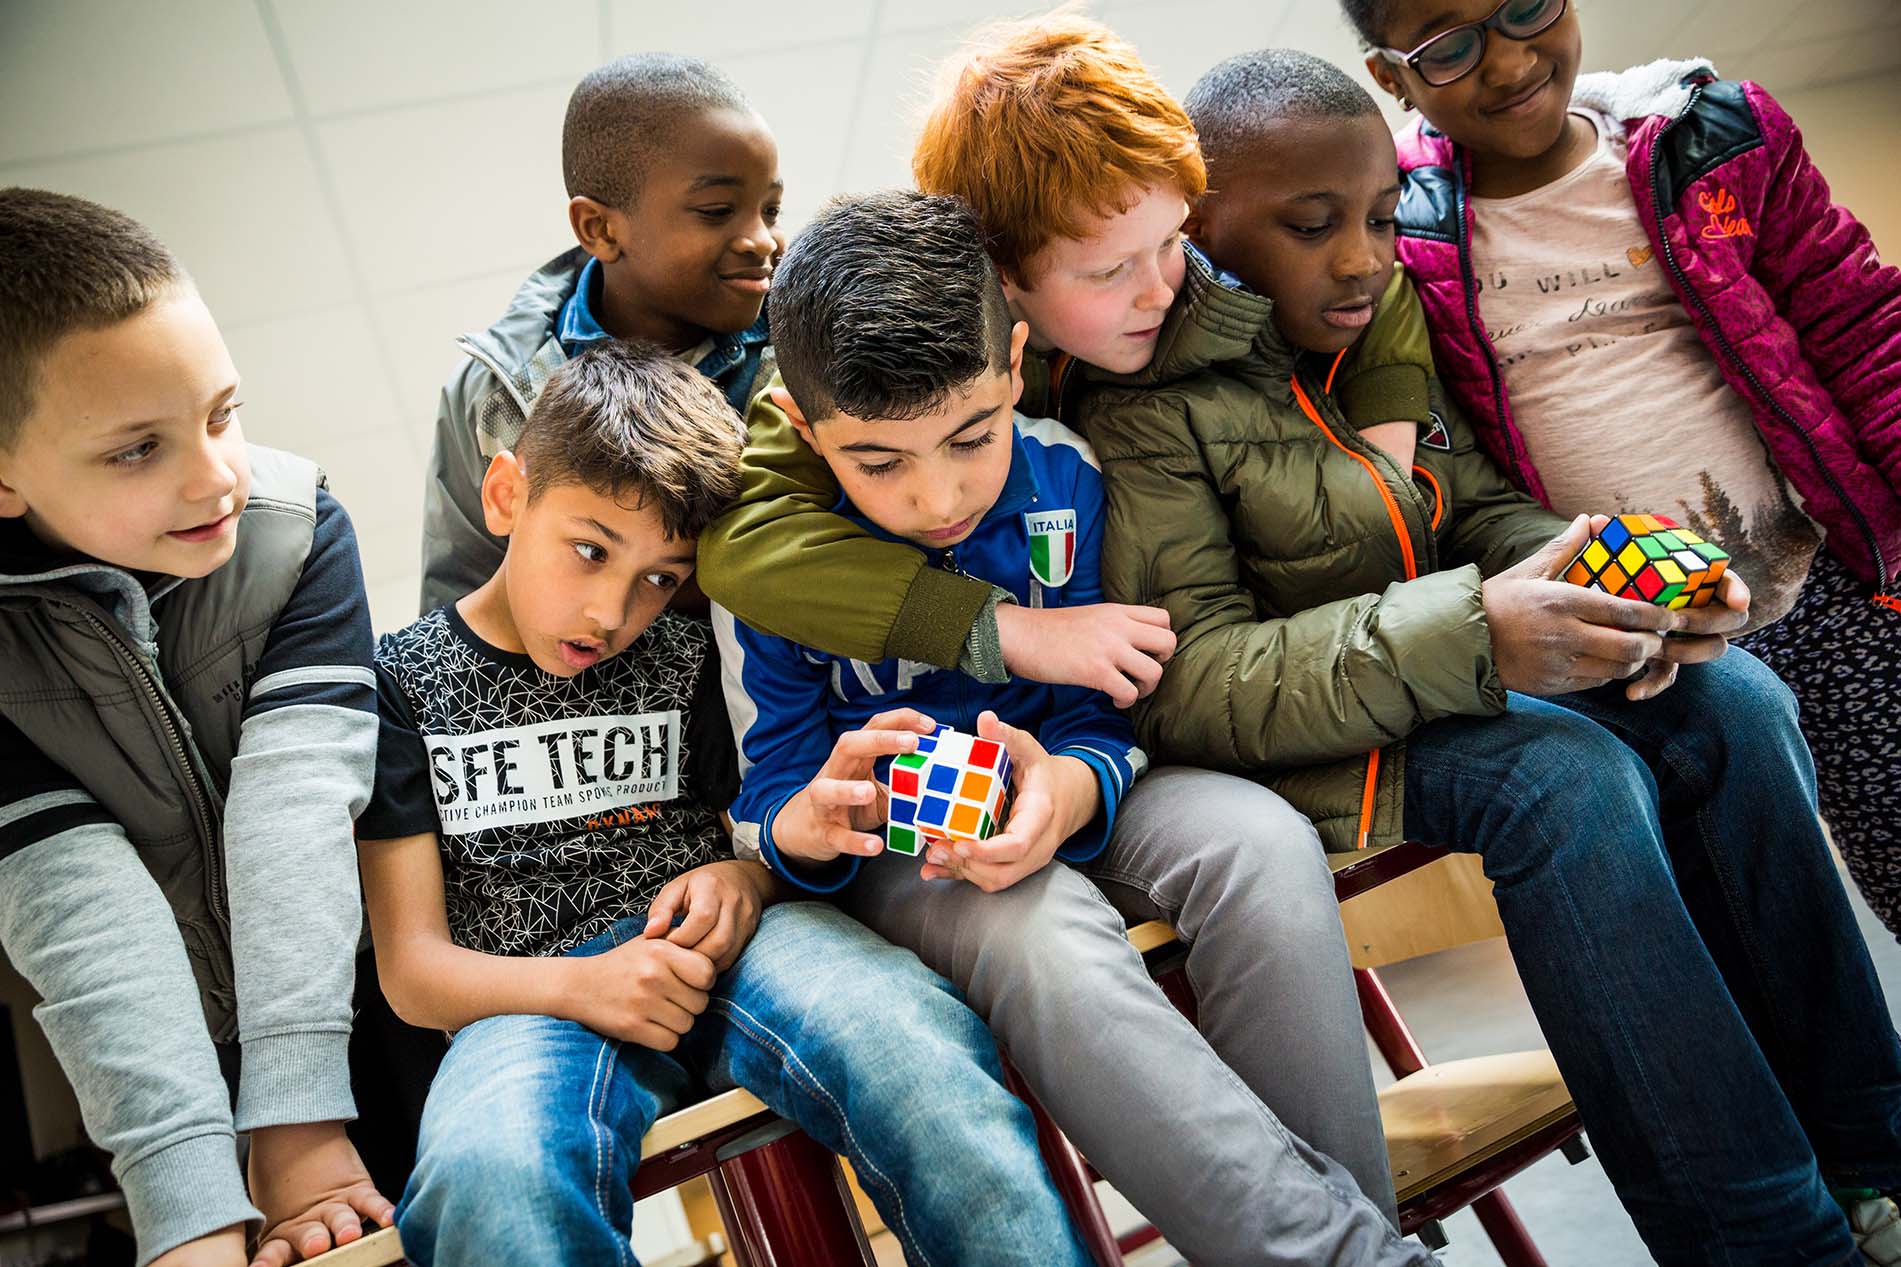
[1377,1050,1574,1206]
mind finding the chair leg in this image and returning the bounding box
[1355,968,1428,1078]
[1002,1058,1124,1267]
[709,1130,876,1267]
[1471,1189,1550,1267]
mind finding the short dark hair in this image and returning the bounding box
[514,340,745,541]
[0,188,185,446]
[1184,50,1384,186]
[562,54,751,211]
[768,190,1013,424]
[1338,0,1398,48]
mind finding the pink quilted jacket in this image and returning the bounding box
[1394,59,1900,598]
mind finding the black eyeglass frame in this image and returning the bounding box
[1374,0,1569,87]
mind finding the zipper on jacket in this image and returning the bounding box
[79,608,234,987]
[1647,80,1891,602]
[1290,354,1422,848]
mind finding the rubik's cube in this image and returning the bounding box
[1564,514,1730,609]
[885,727,1012,857]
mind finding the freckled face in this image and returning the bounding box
[1003,183,1189,374]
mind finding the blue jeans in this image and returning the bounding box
[394,901,1090,1267]
[1403,649,1901,1266]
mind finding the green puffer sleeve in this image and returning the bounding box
[1095,397,1506,773]
[1432,389,1570,577]
[1334,266,1433,429]
[694,375,993,667]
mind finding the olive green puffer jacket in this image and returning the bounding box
[1082,254,1567,851]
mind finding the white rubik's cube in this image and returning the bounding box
[885,726,1012,857]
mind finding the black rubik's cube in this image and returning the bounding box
[1564,514,1730,608]
[885,727,1012,857]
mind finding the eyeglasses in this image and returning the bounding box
[1376,0,1569,87]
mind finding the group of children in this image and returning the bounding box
[1,3,1897,1267]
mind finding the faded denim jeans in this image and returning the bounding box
[395,901,1090,1266]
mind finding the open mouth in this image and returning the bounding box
[168,511,236,543]
[1321,297,1376,330]
[557,638,606,670]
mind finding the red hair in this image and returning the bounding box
[911,12,1205,284]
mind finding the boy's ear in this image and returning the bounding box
[1007,320,1030,409]
[0,470,25,520]
[480,451,529,536]
[1182,204,1207,246]
[770,386,819,452]
[1365,54,1407,105]
[569,196,626,263]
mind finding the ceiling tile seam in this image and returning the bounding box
[252,0,429,466]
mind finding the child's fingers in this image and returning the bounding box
[699,903,744,972]
[820,823,886,857]
[320,1205,364,1249]
[995,790,1054,846]
[643,875,689,938]
[249,1240,295,1267]
[666,894,720,950]
[805,776,880,808]
[861,707,938,734]
[826,729,923,765]
[955,832,1032,867]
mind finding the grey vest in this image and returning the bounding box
[0,446,320,1041]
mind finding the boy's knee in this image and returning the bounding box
[406,1110,595,1227]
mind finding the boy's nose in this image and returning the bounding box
[182,443,239,503]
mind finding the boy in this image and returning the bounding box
[1090,48,1901,1264]
[0,189,389,1267]
[693,15,1429,704]
[358,339,1092,1266]
[421,52,780,611]
[719,189,1437,1267]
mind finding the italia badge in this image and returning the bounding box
[1024,508,1077,588]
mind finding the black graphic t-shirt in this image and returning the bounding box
[361,604,739,957]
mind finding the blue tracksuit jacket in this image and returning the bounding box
[715,413,1149,892]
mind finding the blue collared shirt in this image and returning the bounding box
[556,257,771,415]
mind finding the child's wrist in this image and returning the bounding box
[1051,755,1103,839]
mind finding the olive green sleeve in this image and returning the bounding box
[1093,395,1505,773]
[1335,266,1433,430]
[694,376,994,667]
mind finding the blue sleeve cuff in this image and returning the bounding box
[1051,747,1123,864]
[758,796,861,894]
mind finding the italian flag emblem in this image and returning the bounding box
[1024,508,1077,588]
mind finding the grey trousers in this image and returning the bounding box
[847,766,1433,1267]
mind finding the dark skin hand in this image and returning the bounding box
[1485,514,1748,700]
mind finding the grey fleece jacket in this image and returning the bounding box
[0,466,375,1265]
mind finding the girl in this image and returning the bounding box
[1344,0,1901,946]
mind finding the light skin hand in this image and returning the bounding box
[641,859,780,974]
[1483,514,1683,696]
[562,936,716,1051]
[1359,420,1418,472]
[151,1227,246,1267]
[771,708,939,864]
[996,602,1176,707]
[918,711,1099,893]
[245,1123,394,1267]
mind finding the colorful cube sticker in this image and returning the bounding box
[1563,514,1730,609]
[884,725,1013,856]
